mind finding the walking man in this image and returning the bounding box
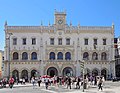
[98,77,103,91]
[38,77,42,87]
[67,77,71,89]
[76,77,80,89]
[44,77,49,89]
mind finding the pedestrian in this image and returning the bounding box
[98,77,103,91]
[76,77,80,89]
[62,77,64,85]
[102,76,105,86]
[20,78,23,84]
[53,76,57,85]
[67,77,71,89]
[2,78,7,88]
[94,76,97,85]
[56,76,60,87]
[37,77,42,87]
[23,78,25,84]
[44,77,49,89]
[31,77,35,89]
[16,77,19,85]
[65,76,68,86]
[9,77,14,89]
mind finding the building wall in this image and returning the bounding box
[4,11,115,80]
[115,37,120,77]
[0,50,4,78]
[118,37,120,56]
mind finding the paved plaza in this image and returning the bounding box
[0,81,120,93]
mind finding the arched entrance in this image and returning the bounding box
[12,70,19,80]
[85,68,90,77]
[116,65,120,77]
[101,69,107,80]
[21,70,28,81]
[47,67,58,77]
[92,69,98,76]
[63,67,73,76]
[31,70,37,77]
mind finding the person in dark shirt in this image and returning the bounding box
[76,77,80,89]
[67,77,71,89]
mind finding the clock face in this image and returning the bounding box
[58,19,63,24]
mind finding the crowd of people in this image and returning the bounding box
[0,77,14,89]
[30,75,105,91]
[0,75,105,91]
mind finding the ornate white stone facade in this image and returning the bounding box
[118,37,120,56]
[0,50,4,78]
[4,11,115,80]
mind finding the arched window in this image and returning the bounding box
[57,52,63,60]
[92,52,98,60]
[83,52,89,60]
[65,52,71,60]
[101,52,107,60]
[13,52,19,60]
[49,52,55,60]
[22,52,28,60]
[31,52,37,60]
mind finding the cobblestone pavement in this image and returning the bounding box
[0,81,120,93]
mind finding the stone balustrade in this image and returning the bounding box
[7,25,112,31]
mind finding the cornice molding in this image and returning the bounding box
[6,25,113,34]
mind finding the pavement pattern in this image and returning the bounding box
[0,81,120,93]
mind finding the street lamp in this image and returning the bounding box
[7,33,13,78]
[79,60,85,92]
[82,65,85,92]
[82,59,85,92]
[109,44,115,80]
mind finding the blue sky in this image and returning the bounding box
[0,0,120,50]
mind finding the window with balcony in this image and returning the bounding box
[22,38,26,45]
[13,38,17,45]
[50,38,54,45]
[58,38,62,45]
[32,38,36,45]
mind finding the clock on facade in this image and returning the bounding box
[58,19,63,24]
